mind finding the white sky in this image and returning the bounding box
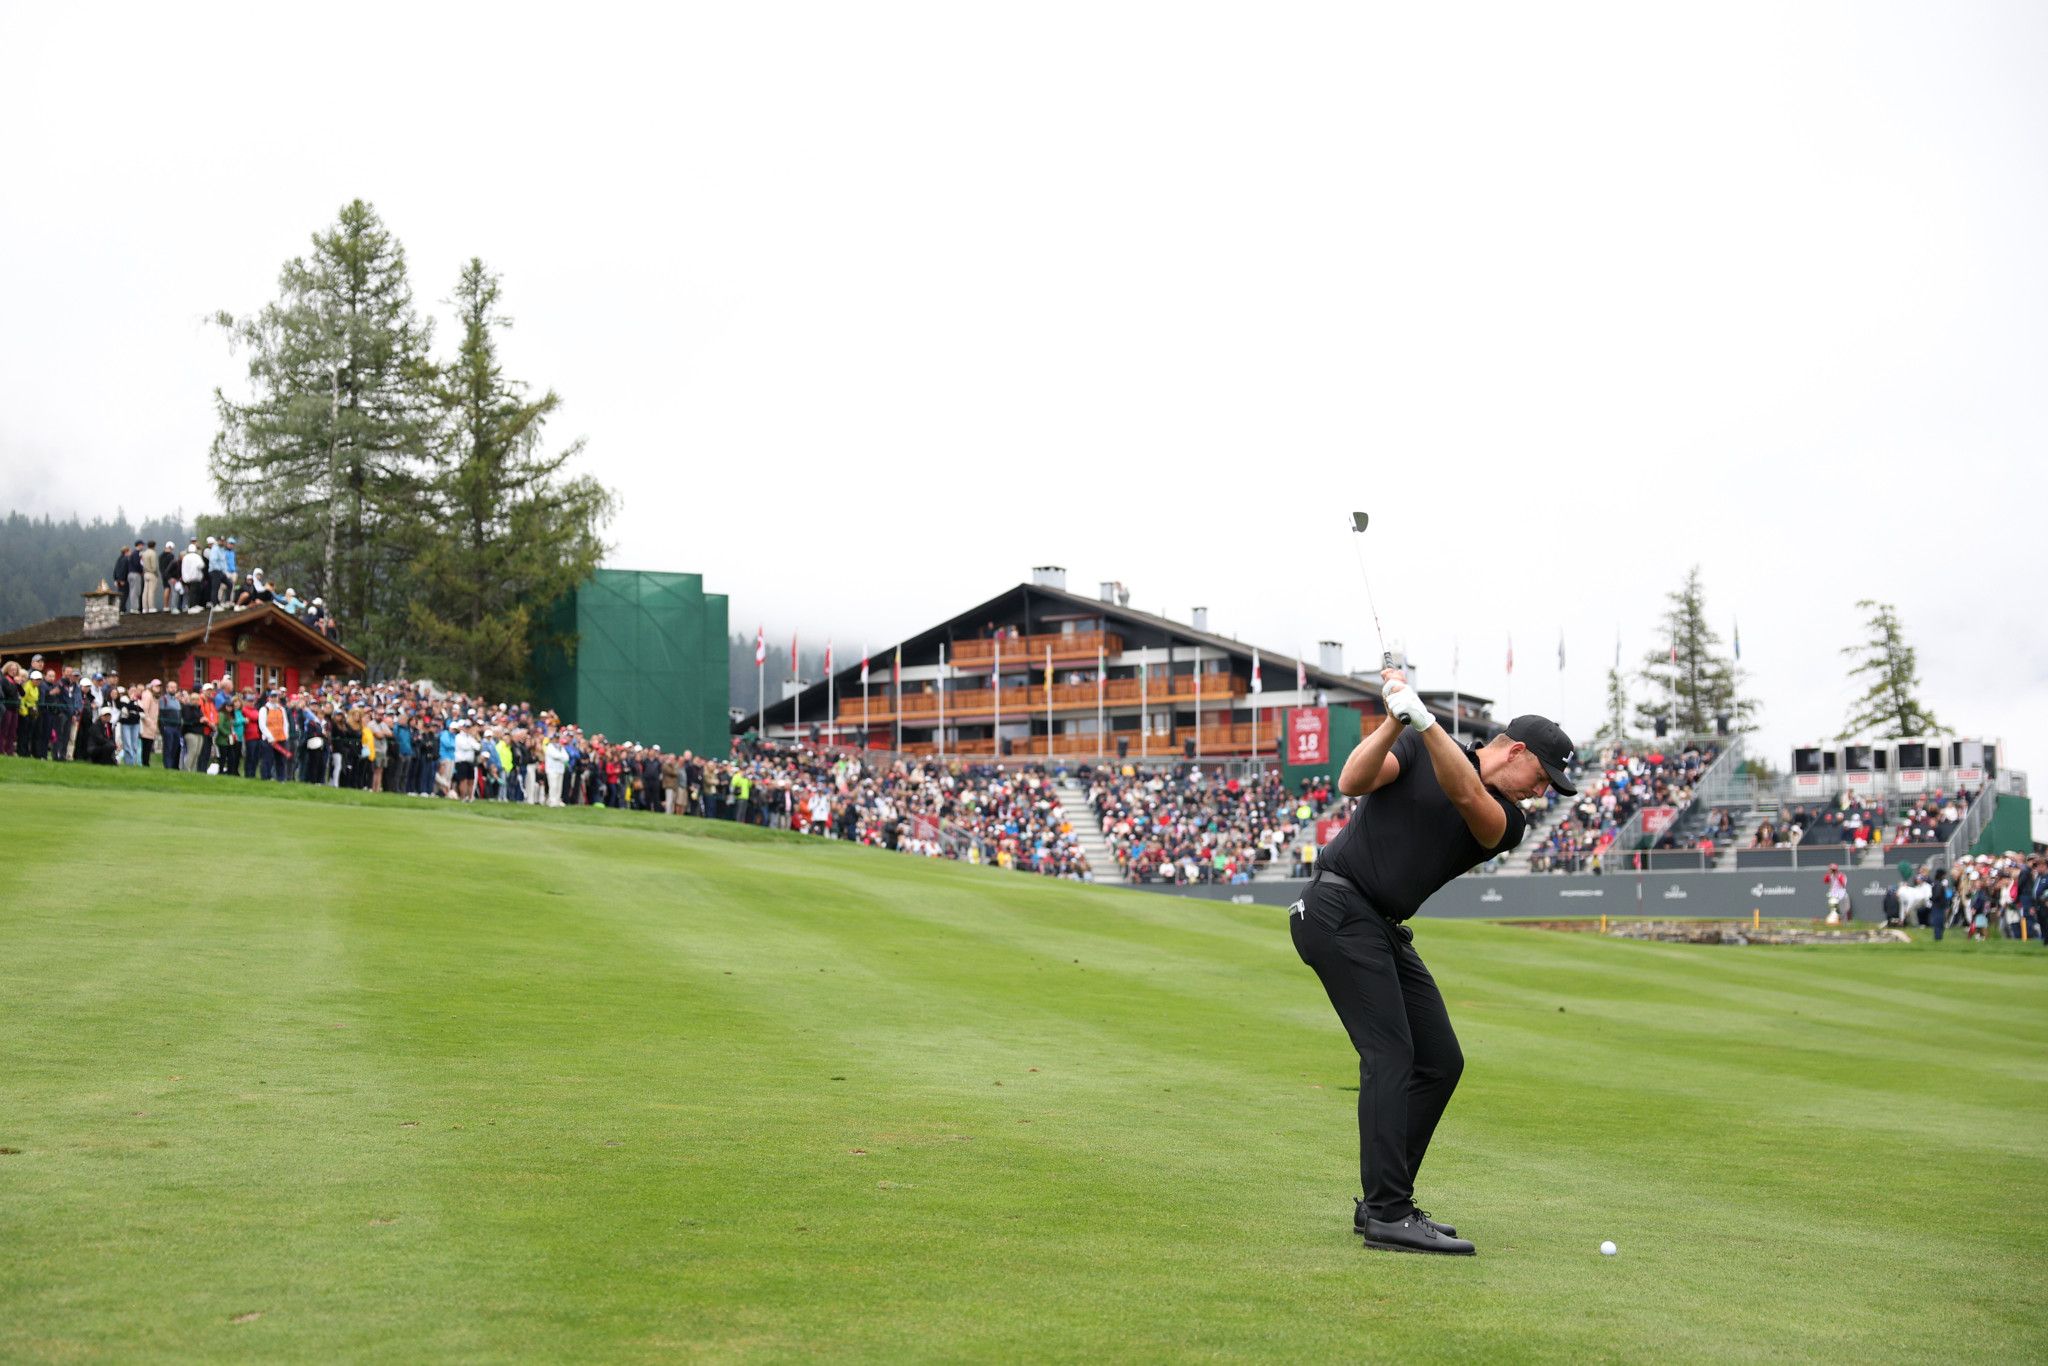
[3,3,2044,828]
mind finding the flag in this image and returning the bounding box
[859,646,869,687]
[1506,636,1514,675]
[1296,651,1307,691]
[1614,633,1621,670]
[791,631,799,676]
[1733,619,1741,661]
[1557,632,1565,671]
[1251,648,1262,694]
[1670,641,1678,665]
[892,645,901,689]
[825,640,833,675]
[1044,643,1053,688]
[753,626,765,666]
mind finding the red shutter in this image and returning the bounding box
[284,667,300,696]
[238,660,255,689]
[178,655,195,690]
[204,657,225,683]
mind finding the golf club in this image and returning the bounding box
[1348,510,1394,671]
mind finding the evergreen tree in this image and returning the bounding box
[210,199,435,665]
[1633,566,1757,736]
[1838,600,1939,738]
[0,511,193,632]
[1595,665,1631,746]
[405,260,614,695]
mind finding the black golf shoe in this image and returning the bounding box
[1360,1211,1477,1256]
[1354,1198,1456,1239]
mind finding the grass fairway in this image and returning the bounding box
[3,758,2044,1363]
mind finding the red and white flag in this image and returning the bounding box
[754,626,766,666]
[1296,651,1307,691]
[1251,648,1263,694]
[860,647,869,686]
[791,631,799,675]
[825,641,833,674]
[1506,636,1514,675]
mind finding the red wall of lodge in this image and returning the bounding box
[1,637,347,695]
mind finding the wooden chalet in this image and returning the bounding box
[0,584,366,693]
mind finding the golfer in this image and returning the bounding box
[1292,667,1575,1255]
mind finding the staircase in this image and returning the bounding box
[1053,775,1118,880]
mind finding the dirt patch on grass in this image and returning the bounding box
[1519,919,1912,945]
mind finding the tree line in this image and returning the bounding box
[210,199,614,696]
[0,511,190,633]
[1594,566,1939,746]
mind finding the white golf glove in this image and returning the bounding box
[1384,682,1434,731]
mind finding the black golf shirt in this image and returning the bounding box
[1319,729,1527,922]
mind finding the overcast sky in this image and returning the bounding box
[3,3,2044,824]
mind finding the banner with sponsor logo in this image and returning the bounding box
[1642,806,1678,835]
[1315,816,1344,846]
[1286,707,1329,766]
[1896,769,1927,794]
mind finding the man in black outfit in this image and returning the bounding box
[1292,666,1575,1256]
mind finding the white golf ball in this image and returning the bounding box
[1600,1240,1617,1256]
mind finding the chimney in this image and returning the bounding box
[1031,565,1067,590]
[1099,581,1117,604]
[1191,606,1209,633]
[1318,640,1344,675]
[82,581,121,637]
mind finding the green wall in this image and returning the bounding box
[1970,793,2033,856]
[531,569,730,758]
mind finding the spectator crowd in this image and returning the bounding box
[1081,763,1334,885]
[1527,743,1716,873]
[102,533,341,640]
[0,657,1098,880]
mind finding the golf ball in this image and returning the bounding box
[1600,1241,1618,1256]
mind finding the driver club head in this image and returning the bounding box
[1350,510,1370,533]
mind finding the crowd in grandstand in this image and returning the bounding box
[1079,764,1333,885]
[1751,791,1973,852]
[1526,743,1716,873]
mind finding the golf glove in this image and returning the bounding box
[1385,682,1434,731]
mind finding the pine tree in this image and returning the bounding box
[405,260,614,695]
[1633,565,1757,737]
[1595,666,1631,746]
[211,200,435,664]
[1838,600,1939,738]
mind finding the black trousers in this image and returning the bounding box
[1291,874,1464,1221]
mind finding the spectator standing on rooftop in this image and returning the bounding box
[180,542,206,613]
[139,540,162,614]
[160,540,181,611]
[111,543,132,613]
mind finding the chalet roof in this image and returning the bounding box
[0,603,367,675]
[746,580,1434,730]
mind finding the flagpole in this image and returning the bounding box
[1451,638,1460,745]
[1140,652,1148,761]
[757,658,764,743]
[938,642,947,759]
[893,646,902,756]
[792,633,800,743]
[993,636,1002,765]
[862,643,869,752]
[1096,642,1104,763]
[826,642,834,751]
[1251,648,1260,777]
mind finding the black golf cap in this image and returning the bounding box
[1504,714,1577,794]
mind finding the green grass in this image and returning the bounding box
[3,756,2044,1363]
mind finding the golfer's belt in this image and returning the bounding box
[1311,868,1413,944]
